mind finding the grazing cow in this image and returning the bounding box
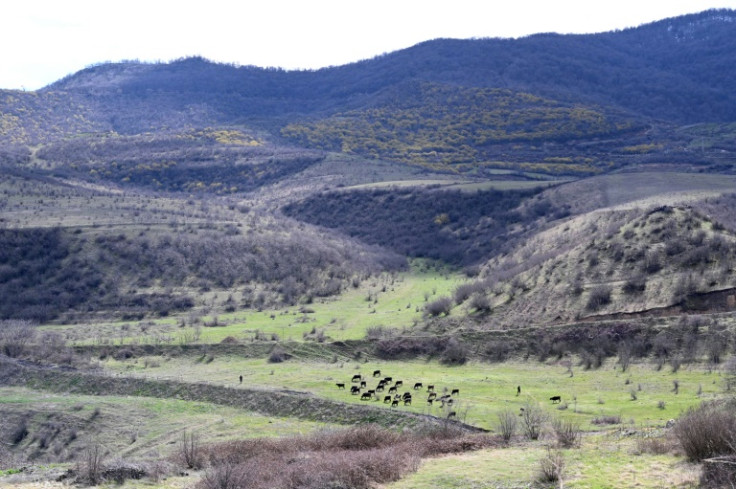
[427,384,435,392]
[517,385,521,396]
[350,386,360,394]
[428,392,437,400]
[367,389,375,395]
[402,392,412,400]
[383,377,393,383]
[444,399,454,406]
[451,388,459,396]
[427,399,433,406]
[383,395,392,403]
[394,380,403,388]
[373,370,381,377]
[391,400,399,407]
[394,394,402,400]
[404,398,412,406]
[361,392,372,400]
[388,386,398,394]
[413,382,423,390]
[549,396,561,403]
[351,374,362,383]
[447,411,456,419]
[360,380,367,388]
[336,382,345,389]
[376,384,385,392]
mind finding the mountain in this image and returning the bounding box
[43,9,736,125]
[2,9,736,323]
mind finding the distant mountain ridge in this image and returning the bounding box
[43,8,736,125]
[1,8,735,177]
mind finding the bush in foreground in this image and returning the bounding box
[193,425,498,489]
[674,401,736,462]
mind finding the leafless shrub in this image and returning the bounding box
[592,415,621,425]
[551,417,581,448]
[538,447,565,485]
[520,401,546,440]
[8,417,29,445]
[701,456,736,488]
[618,341,632,372]
[635,433,677,456]
[453,281,485,305]
[674,402,736,461]
[193,425,496,489]
[77,444,105,486]
[468,293,492,314]
[365,325,391,340]
[199,462,253,489]
[440,337,468,365]
[622,275,647,295]
[424,296,453,317]
[586,285,612,311]
[268,346,290,363]
[496,409,518,443]
[179,431,204,470]
[0,320,36,358]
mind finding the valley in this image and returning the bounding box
[3,8,736,488]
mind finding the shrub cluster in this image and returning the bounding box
[190,425,498,489]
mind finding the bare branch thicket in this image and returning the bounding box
[496,409,518,443]
[179,431,204,470]
[520,401,546,441]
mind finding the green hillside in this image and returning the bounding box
[281,83,641,175]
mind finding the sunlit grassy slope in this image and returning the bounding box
[50,263,464,345]
[103,355,723,433]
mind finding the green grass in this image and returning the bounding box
[52,264,464,346]
[102,355,724,433]
[386,435,699,489]
[0,386,334,460]
[388,446,542,488]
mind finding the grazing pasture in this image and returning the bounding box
[103,355,725,432]
[46,263,464,345]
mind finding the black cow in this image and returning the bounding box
[373,370,381,377]
[413,382,423,390]
[361,392,372,400]
[350,386,360,394]
[336,383,345,389]
[451,388,459,396]
[351,374,362,383]
[383,395,392,403]
[550,396,561,403]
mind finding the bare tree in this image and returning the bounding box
[520,401,547,440]
[0,320,36,358]
[179,430,204,469]
[496,409,518,442]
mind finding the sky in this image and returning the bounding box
[2,0,736,91]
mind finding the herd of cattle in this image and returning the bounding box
[335,369,459,418]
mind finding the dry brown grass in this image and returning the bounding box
[193,425,499,489]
